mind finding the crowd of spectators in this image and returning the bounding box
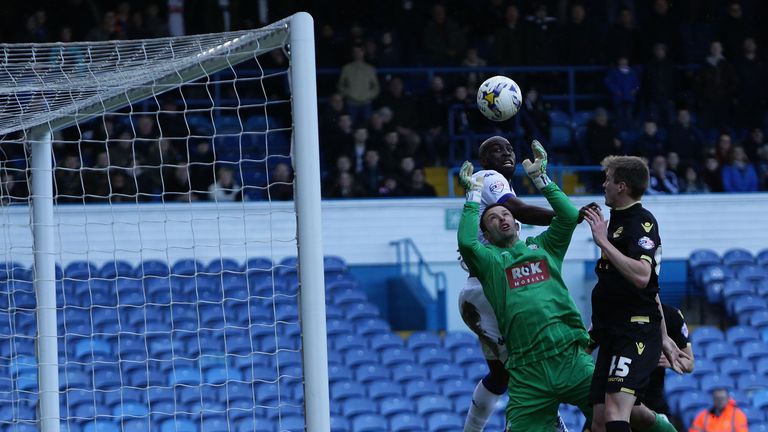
[2,0,768,201]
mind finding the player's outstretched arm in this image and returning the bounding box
[502,196,554,226]
[522,141,579,260]
[457,161,495,275]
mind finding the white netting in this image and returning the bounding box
[0,20,308,432]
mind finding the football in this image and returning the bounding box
[476,75,522,122]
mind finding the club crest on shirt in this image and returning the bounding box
[642,222,654,233]
[638,236,655,250]
[489,180,505,193]
[612,226,623,238]
[681,322,689,338]
[505,259,550,289]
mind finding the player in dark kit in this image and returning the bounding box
[582,156,690,432]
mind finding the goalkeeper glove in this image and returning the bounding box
[521,140,551,190]
[459,161,482,203]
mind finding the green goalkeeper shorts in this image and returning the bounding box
[505,342,594,432]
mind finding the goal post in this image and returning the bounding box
[1,11,329,432]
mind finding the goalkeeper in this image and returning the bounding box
[457,141,593,431]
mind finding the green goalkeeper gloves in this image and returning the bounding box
[521,140,551,190]
[459,161,483,203]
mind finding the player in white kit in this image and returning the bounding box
[460,136,596,432]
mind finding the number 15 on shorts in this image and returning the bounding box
[609,355,632,377]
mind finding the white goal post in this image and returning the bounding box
[0,11,329,432]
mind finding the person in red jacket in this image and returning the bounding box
[689,387,748,432]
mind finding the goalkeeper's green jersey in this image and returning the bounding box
[457,183,590,369]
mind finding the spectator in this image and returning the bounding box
[326,172,364,199]
[734,37,766,129]
[83,152,111,203]
[647,155,679,194]
[320,93,347,136]
[702,156,724,192]
[583,107,622,164]
[189,140,215,197]
[0,171,28,205]
[559,3,601,65]
[722,145,759,192]
[419,76,449,164]
[696,40,738,129]
[55,155,84,203]
[715,133,734,165]
[378,131,402,173]
[744,127,766,161]
[492,5,524,66]
[268,163,293,201]
[350,127,370,174]
[606,7,641,64]
[633,120,666,160]
[378,177,405,197]
[86,11,117,41]
[668,109,706,166]
[397,156,416,187]
[642,43,677,125]
[688,387,748,432]
[377,31,401,67]
[143,3,167,38]
[519,87,550,143]
[604,56,640,129]
[666,151,681,177]
[316,24,342,68]
[208,166,242,201]
[358,149,384,196]
[643,0,679,61]
[109,171,137,203]
[325,114,355,166]
[367,112,387,148]
[422,4,466,65]
[405,169,437,197]
[377,77,418,136]
[337,45,380,126]
[461,48,487,89]
[108,131,136,169]
[718,1,755,60]
[679,166,710,193]
[524,2,559,66]
[757,144,768,190]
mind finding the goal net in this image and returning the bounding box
[0,12,329,432]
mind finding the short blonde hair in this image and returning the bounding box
[601,156,649,199]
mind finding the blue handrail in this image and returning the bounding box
[447,165,603,196]
[389,237,447,330]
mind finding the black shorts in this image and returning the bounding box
[640,367,670,415]
[590,322,662,405]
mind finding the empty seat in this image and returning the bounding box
[757,249,768,266]
[723,248,754,269]
[355,318,391,337]
[344,302,380,321]
[99,260,135,279]
[700,374,734,393]
[689,249,721,270]
[351,414,387,432]
[453,345,485,366]
[404,379,435,399]
[368,380,402,402]
[416,394,453,417]
[691,326,725,346]
[726,326,760,346]
[737,373,768,392]
[136,260,169,277]
[719,358,753,379]
[429,363,464,384]
[441,378,475,399]
[369,332,404,352]
[406,331,442,350]
[427,412,465,432]
[442,331,477,351]
[331,381,366,402]
[64,261,97,280]
[341,397,377,419]
[344,348,377,369]
[389,412,424,431]
[417,347,452,367]
[742,341,768,362]
[355,364,390,384]
[380,348,416,368]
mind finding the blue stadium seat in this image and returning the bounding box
[407,331,442,350]
[355,364,390,384]
[571,110,593,127]
[351,414,388,432]
[99,260,134,279]
[723,248,754,270]
[689,249,721,273]
[742,406,766,424]
[368,380,402,402]
[453,345,485,366]
[369,332,405,352]
[757,249,768,267]
[244,256,273,273]
[726,326,760,347]
[380,396,415,417]
[738,264,766,284]
[333,288,368,307]
[429,363,464,384]
[344,348,377,369]
[678,391,710,417]
[380,347,416,368]
[691,358,718,380]
[331,380,366,402]
[751,309,768,330]
[355,318,391,337]
[723,279,754,302]
[326,303,345,321]
[344,302,380,322]
[549,125,572,148]
[701,265,729,286]
[416,394,453,417]
[737,373,768,392]
[732,295,768,325]
[331,415,351,432]
[324,256,348,275]
[0,262,24,281]
[277,257,298,277]
[404,379,436,399]
[342,397,378,419]
[691,326,725,346]
[741,341,768,362]
[464,361,488,382]
[427,412,464,432]
[83,422,120,432]
[205,257,240,274]
[332,333,368,353]
[442,331,477,351]
[389,413,425,432]
[700,374,734,393]
[548,110,570,126]
[136,259,169,277]
[719,357,753,379]
[168,367,201,386]
[64,261,98,280]
[443,377,476,400]
[171,259,203,276]
[74,338,112,361]
[417,347,452,367]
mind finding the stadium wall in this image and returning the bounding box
[2,193,766,329]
